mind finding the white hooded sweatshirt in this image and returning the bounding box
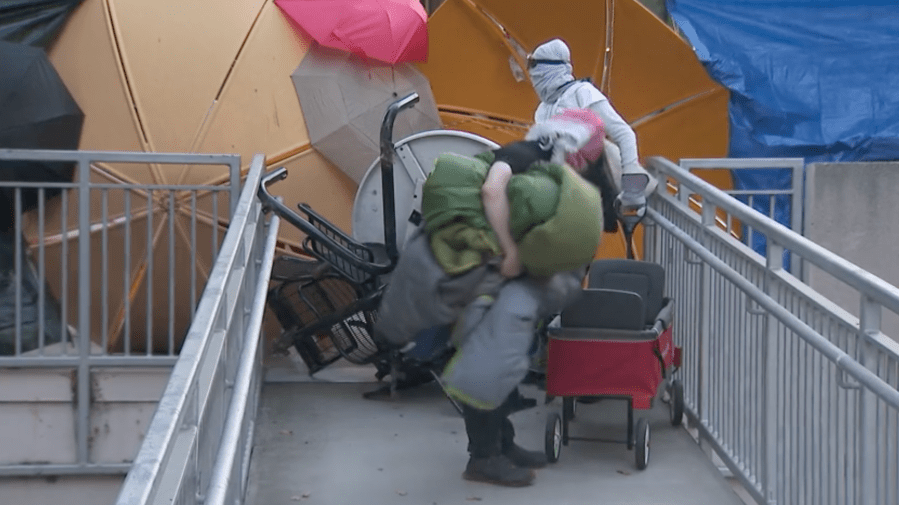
[529,39,657,194]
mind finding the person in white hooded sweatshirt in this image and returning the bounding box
[528,38,658,196]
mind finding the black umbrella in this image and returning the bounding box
[0,40,84,232]
[0,0,84,49]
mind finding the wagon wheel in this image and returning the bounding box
[635,417,650,470]
[545,412,562,463]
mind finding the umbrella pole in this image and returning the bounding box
[379,93,420,265]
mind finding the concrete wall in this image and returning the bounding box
[0,363,170,505]
[804,162,899,345]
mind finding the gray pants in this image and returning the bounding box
[374,227,504,347]
[442,268,585,410]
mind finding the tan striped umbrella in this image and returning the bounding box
[32,0,366,352]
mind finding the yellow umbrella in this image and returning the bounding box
[34,0,360,351]
[418,0,733,258]
[48,0,356,235]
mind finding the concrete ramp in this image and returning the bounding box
[246,360,745,505]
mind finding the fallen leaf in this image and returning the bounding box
[616,469,631,476]
[302,493,311,498]
[279,430,293,435]
[396,490,408,496]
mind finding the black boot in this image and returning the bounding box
[463,454,535,487]
[462,403,536,487]
[503,444,548,469]
[501,418,548,469]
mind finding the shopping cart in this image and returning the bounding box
[259,93,495,408]
[259,93,439,391]
[541,173,685,470]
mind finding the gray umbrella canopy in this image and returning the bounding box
[291,44,442,183]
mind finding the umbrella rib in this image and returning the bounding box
[171,210,214,285]
[31,206,154,247]
[189,208,229,233]
[275,238,307,256]
[211,0,269,103]
[107,210,171,349]
[440,115,528,138]
[91,162,152,192]
[104,207,225,328]
[628,87,725,128]
[177,0,271,176]
[187,142,316,189]
[437,105,532,128]
[456,0,529,77]
[266,142,317,167]
[599,0,615,93]
[185,210,235,285]
[101,0,163,185]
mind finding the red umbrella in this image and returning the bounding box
[275,0,428,64]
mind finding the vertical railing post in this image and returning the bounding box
[229,158,240,217]
[697,202,716,437]
[679,180,691,207]
[790,162,805,280]
[644,196,662,264]
[858,296,881,505]
[13,197,22,355]
[77,156,92,466]
[764,242,784,505]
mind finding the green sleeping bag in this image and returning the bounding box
[421,151,602,277]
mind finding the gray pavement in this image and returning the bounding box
[245,358,746,505]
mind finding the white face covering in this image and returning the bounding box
[528,39,575,103]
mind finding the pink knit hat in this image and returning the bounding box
[525,108,605,172]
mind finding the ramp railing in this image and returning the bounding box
[115,155,279,505]
[679,157,805,276]
[644,156,899,505]
[0,150,240,478]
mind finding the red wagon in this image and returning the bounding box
[543,258,683,469]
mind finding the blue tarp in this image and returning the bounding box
[666,0,899,265]
[667,0,899,163]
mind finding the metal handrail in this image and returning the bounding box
[0,149,241,481]
[649,207,899,409]
[115,154,272,505]
[646,155,899,505]
[649,156,899,316]
[205,206,280,505]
